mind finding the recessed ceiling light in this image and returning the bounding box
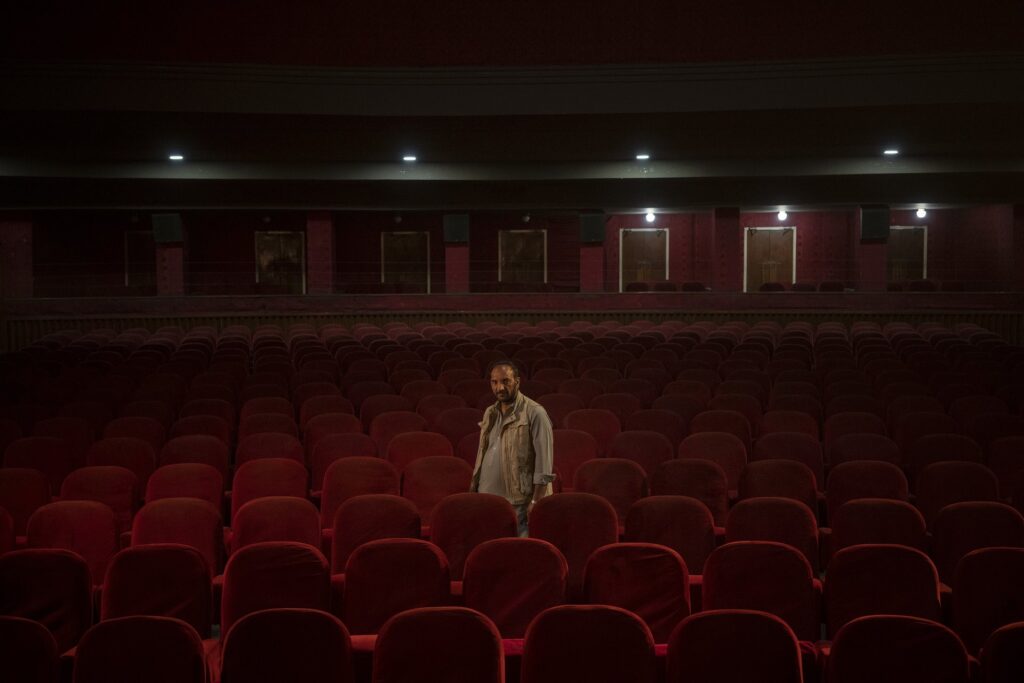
[402,155,417,162]
[883,149,900,156]
[777,210,788,221]
[168,154,184,161]
[635,153,651,161]
[645,211,656,223]
[916,208,927,218]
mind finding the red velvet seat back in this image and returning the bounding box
[624,495,715,574]
[320,457,399,529]
[667,609,802,683]
[952,547,1024,655]
[359,395,413,433]
[86,437,157,493]
[583,542,690,643]
[400,456,473,529]
[27,500,118,585]
[463,537,567,638]
[562,409,621,457]
[726,497,819,571]
[4,437,75,495]
[650,459,729,526]
[916,461,1000,527]
[0,467,51,536]
[573,458,648,523]
[73,615,206,683]
[738,460,818,513]
[702,541,820,641]
[132,498,225,575]
[931,501,1024,583]
[220,541,330,637]
[0,616,58,683]
[386,431,453,472]
[521,605,656,683]
[373,607,503,683]
[529,493,618,600]
[159,435,230,482]
[431,407,484,451]
[231,496,321,552]
[830,498,927,556]
[0,549,92,651]
[235,433,305,467]
[221,608,353,683]
[169,415,231,446]
[342,538,449,635]
[102,416,166,456]
[826,460,908,519]
[827,615,970,683]
[430,492,517,581]
[101,543,212,638]
[331,494,421,573]
[982,622,1024,683]
[60,466,138,534]
[677,432,747,492]
[230,458,308,519]
[551,429,598,491]
[825,544,941,637]
[608,430,674,477]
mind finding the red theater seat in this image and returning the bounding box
[726,497,819,572]
[931,501,1024,584]
[915,461,999,527]
[401,456,473,530]
[101,544,212,638]
[982,621,1024,683]
[666,610,802,683]
[624,495,716,574]
[0,615,58,683]
[373,607,503,683]
[608,430,674,476]
[219,541,330,647]
[27,500,118,586]
[824,544,942,637]
[573,458,648,525]
[521,605,656,683]
[132,498,225,577]
[429,492,517,582]
[341,538,449,635]
[159,434,230,482]
[827,615,970,683]
[237,413,299,441]
[738,460,818,514]
[73,616,206,683]
[828,498,927,559]
[650,459,729,526]
[59,465,138,534]
[551,429,598,492]
[229,496,320,553]
[0,549,92,652]
[146,463,223,508]
[329,494,421,574]
[220,608,353,683]
[826,461,909,519]
[584,542,690,643]
[463,537,567,638]
[678,431,747,493]
[529,493,618,601]
[952,547,1024,656]
[0,467,52,539]
[230,458,308,520]
[4,436,75,495]
[385,431,453,472]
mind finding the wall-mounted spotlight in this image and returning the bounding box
[883,149,899,156]
[916,208,927,218]
[645,211,656,223]
[777,210,788,221]
[522,213,531,223]
[168,154,184,161]
[635,153,651,161]
[402,155,417,162]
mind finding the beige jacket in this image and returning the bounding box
[470,391,555,506]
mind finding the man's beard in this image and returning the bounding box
[496,389,518,404]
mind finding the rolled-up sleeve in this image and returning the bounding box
[530,405,556,485]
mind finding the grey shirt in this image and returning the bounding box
[477,410,507,497]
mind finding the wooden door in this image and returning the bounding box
[499,230,547,285]
[382,231,430,293]
[745,227,795,292]
[255,231,306,294]
[887,226,926,282]
[620,229,668,291]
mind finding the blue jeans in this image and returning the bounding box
[514,503,530,537]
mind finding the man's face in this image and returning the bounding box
[490,365,520,404]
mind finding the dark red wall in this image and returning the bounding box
[32,212,154,298]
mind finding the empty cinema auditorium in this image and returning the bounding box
[2,4,1024,683]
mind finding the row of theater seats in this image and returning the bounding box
[2,318,1024,682]
[3,532,1023,682]
[11,604,1018,683]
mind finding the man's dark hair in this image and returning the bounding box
[487,359,521,379]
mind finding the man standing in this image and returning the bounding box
[470,360,555,536]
